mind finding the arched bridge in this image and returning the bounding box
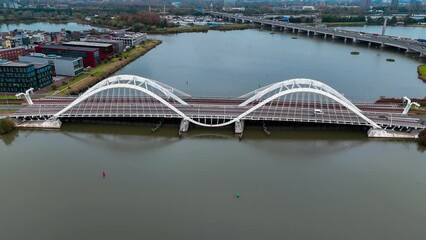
[202,11,426,57]
[10,75,424,135]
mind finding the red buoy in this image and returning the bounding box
[102,171,106,178]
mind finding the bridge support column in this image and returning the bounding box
[179,118,190,135]
[402,97,420,114]
[405,48,420,54]
[352,38,358,43]
[15,88,34,105]
[234,120,244,135]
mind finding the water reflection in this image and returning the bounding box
[0,130,18,146]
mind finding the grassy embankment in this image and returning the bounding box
[417,65,426,83]
[0,95,18,100]
[147,24,250,34]
[0,118,15,135]
[52,39,162,96]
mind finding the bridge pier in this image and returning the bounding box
[234,120,244,135]
[179,118,190,135]
[14,119,62,129]
[405,48,420,55]
[367,128,419,139]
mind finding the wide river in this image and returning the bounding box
[1,28,426,239]
[116,29,426,101]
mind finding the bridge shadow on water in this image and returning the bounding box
[55,118,374,156]
[3,118,422,154]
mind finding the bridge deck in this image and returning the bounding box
[10,96,424,129]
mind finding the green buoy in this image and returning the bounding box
[235,192,240,198]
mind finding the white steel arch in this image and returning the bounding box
[239,78,358,110]
[51,77,382,129]
[81,75,190,105]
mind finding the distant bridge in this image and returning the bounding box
[8,75,424,137]
[203,11,426,57]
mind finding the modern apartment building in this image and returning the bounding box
[111,32,147,47]
[0,60,53,92]
[81,38,124,53]
[19,54,84,77]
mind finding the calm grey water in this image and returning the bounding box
[1,28,426,240]
[0,22,104,32]
[1,125,426,240]
[117,29,426,101]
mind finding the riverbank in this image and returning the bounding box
[417,65,426,83]
[0,117,15,135]
[147,24,251,34]
[52,39,161,96]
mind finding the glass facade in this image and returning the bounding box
[0,63,53,92]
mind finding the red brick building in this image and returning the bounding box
[0,47,27,61]
[34,45,100,68]
[62,41,113,61]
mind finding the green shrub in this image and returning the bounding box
[0,118,15,135]
[419,129,426,146]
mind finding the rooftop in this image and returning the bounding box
[0,60,32,67]
[37,44,99,52]
[20,54,82,61]
[84,38,122,44]
[33,62,50,69]
[0,46,26,52]
[62,41,113,48]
